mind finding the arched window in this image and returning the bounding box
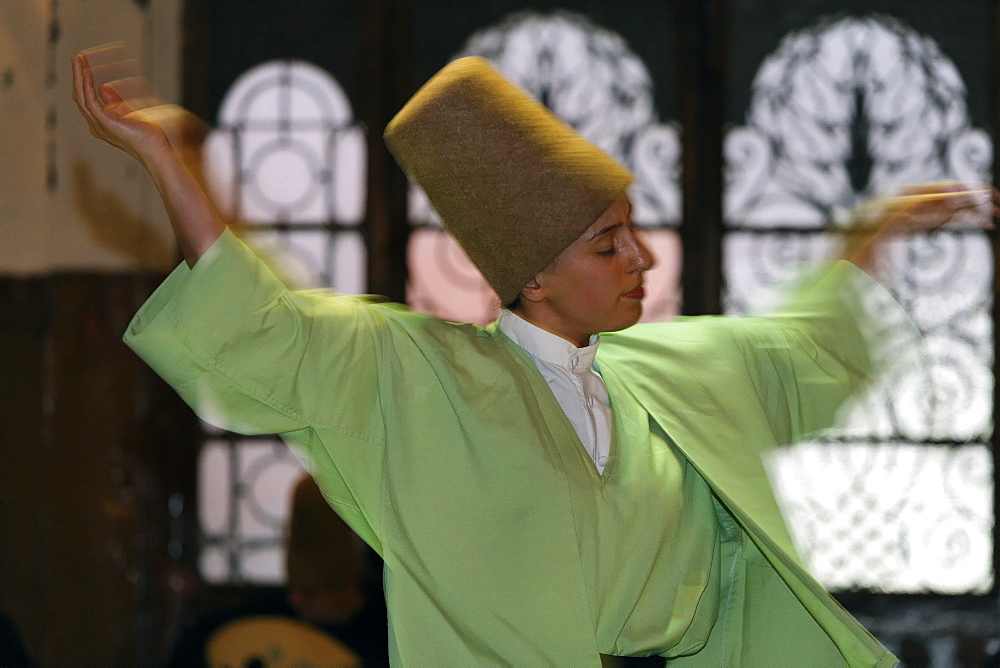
[204,60,366,292]
[724,15,994,594]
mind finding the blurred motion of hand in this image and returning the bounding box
[73,42,206,164]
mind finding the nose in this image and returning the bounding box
[624,230,656,273]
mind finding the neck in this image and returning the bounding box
[509,306,592,348]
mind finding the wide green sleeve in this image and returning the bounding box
[734,260,898,445]
[123,228,384,443]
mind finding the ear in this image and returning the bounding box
[519,276,547,304]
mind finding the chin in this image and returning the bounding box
[604,309,643,334]
[623,302,644,328]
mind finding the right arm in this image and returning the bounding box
[72,45,224,266]
[74,47,391,538]
[72,45,383,437]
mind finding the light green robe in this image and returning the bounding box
[125,229,898,667]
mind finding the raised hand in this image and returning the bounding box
[871,181,998,232]
[72,42,225,265]
[72,43,205,164]
[843,181,999,272]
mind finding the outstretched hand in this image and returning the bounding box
[873,181,998,231]
[72,43,206,164]
[72,42,225,265]
[843,181,999,273]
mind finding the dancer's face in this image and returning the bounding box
[516,193,655,346]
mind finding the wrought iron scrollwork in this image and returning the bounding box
[725,15,994,593]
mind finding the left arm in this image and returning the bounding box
[738,261,881,443]
[747,180,998,442]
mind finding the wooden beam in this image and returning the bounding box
[678,0,727,316]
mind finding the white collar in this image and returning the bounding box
[498,310,600,373]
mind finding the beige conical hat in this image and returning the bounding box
[384,57,633,305]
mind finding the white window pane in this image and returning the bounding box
[331,231,366,296]
[200,546,229,584]
[406,228,499,325]
[636,229,682,323]
[205,60,366,226]
[197,437,306,584]
[237,445,305,541]
[768,442,994,593]
[199,440,233,536]
[334,127,367,225]
[241,547,285,584]
[238,229,327,289]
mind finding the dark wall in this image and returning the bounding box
[0,275,199,666]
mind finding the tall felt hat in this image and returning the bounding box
[384,57,633,305]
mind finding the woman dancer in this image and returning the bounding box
[73,45,994,666]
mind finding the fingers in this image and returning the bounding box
[74,53,106,118]
[72,51,133,143]
[71,51,88,110]
[99,75,150,101]
[897,180,972,196]
[74,42,130,105]
[893,187,990,207]
[893,181,995,229]
[78,42,129,73]
[88,57,141,83]
[72,43,183,162]
[99,76,159,115]
[97,83,124,107]
[884,186,997,232]
[91,61,144,101]
[988,186,1000,221]
[78,44,148,109]
[926,189,994,229]
[72,52,104,135]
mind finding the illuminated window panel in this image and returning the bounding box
[204,59,366,293]
[767,441,993,594]
[723,15,994,593]
[198,438,307,584]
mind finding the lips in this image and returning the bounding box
[623,286,645,299]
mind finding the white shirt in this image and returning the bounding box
[498,310,613,473]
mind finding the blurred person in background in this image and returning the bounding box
[167,475,388,668]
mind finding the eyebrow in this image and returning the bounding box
[585,201,633,242]
[586,222,625,242]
